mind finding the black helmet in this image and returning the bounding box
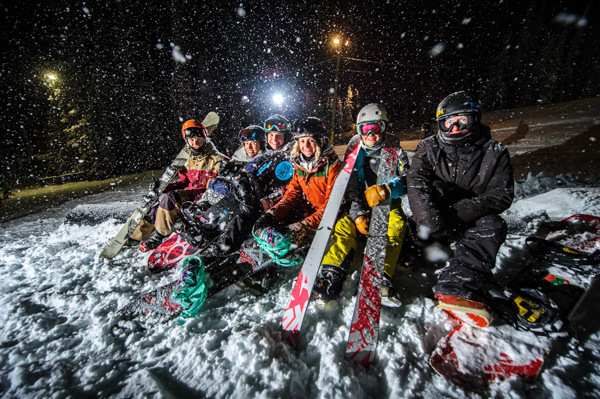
[293,117,327,141]
[421,122,432,130]
[435,91,482,138]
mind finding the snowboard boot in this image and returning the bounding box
[434,294,494,328]
[381,274,402,308]
[239,267,277,296]
[312,264,349,301]
[139,230,167,253]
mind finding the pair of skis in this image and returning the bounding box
[281,135,400,367]
[99,112,220,259]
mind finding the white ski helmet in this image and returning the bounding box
[356,103,388,134]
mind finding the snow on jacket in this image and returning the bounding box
[165,141,228,192]
[347,134,410,222]
[406,124,514,233]
[268,142,341,230]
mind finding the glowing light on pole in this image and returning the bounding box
[330,37,348,144]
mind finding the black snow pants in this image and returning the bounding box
[434,213,508,300]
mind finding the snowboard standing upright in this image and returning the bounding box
[345,138,400,367]
[100,112,219,259]
[430,214,600,393]
[280,135,362,347]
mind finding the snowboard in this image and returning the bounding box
[281,135,362,347]
[346,137,404,367]
[100,112,220,259]
[430,214,600,393]
[116,241,308,329]
[146,151,294,272]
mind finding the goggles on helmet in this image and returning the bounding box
[438,113,477,133]
[358,121,385,136]
[264,118,289,132]
[238,128,263,142]
[183,127,207,139]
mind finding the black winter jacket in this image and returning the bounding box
[406,125,514,233]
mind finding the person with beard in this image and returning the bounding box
[406,91,514,328]
[311,103,410,306]
[253,117,341,246]
[133,119,228,252]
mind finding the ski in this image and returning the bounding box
[346,137,401,367]
[430,214,600,393]
[115,241,308,329]
[280,135,362,347]
[99,112,219,259]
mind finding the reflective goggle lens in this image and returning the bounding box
[439,114,476,133]
[238,129,261,142]
[184,127,207,138]
[359,121,384,136]
[264,120,288,131]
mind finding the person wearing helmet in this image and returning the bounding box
[420,122,434,140]
[406,91,514,328]
[132,119,228,252]
[312,103,410,306]
[263,114,294,154]
[253,117,341,245]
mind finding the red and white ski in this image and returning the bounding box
[281,135,362,347]
[346,138,401,367]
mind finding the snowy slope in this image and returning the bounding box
[1,176,600,398]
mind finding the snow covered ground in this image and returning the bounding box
[1,173,600,398]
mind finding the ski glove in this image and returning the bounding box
[254,212,276,232]
[364,184,391,208]
[355,215,370,235]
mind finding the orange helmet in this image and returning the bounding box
[181,119,207,139]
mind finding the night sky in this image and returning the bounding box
[1,0,598,179]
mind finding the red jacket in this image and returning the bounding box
[269,147,341,230]
[166,141,228,192]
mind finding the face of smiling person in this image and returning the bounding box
[187,136,204,149]
[298,137,318,158]
[244,140,260,157]
[267,132,285,150]
[361,132,382,147]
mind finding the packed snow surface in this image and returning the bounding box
[1,175,600,398]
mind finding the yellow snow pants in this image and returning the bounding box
[321,205,407,278]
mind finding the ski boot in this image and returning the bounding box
[139,230,167,253]
[312,264,349,301]
[381,274,402,308]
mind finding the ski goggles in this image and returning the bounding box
[358,121,385,136]
[238,128,264,142]
[264,119,289,132]
[183,127,207,139]
[438,114,477,133]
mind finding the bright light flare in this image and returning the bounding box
[46,74,57,80]
[333,38,340,45]
[273,93,284,105]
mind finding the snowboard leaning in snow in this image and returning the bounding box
[147,151,294,272]
[100,112,220,259]
[116,241,307,328]
[280,135,362,347]
[346,137,401,367]
[430,214,600,393]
